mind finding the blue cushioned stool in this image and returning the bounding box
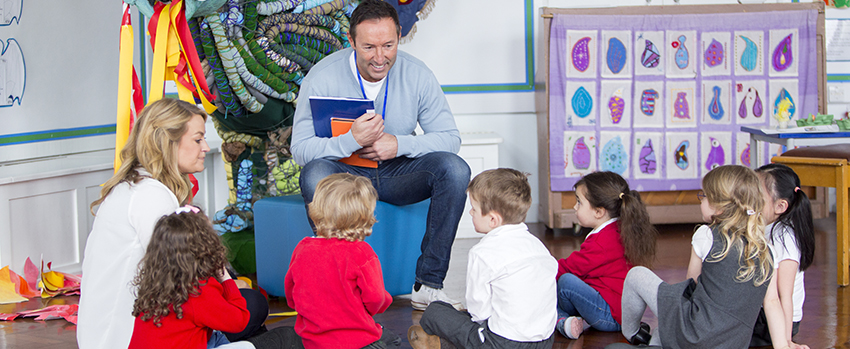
[254,195,429,297]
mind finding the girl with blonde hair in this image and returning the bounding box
[616,165,807,349]
[285,173,400,348]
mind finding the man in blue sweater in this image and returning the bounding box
[291,0,469,311]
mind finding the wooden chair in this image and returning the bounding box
[772,144,850,286]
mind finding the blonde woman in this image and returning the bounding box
[78,98,214,348]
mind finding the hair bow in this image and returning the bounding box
[175,205,200,214]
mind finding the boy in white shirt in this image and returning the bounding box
[408,168,557,349]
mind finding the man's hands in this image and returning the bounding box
[358,133,397,161]
[350,112,397,161]
[351,112,384,147]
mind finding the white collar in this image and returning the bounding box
[585,218,618,241]
[485,223,527,236]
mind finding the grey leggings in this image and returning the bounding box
[621,266,663,346]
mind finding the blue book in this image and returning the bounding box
[309,96,375,138]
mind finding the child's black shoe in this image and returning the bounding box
[628,322,651,345]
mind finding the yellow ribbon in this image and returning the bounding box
[148,0,217,114]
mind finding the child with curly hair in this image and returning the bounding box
[128,206,251,348]
[128,207,298,349]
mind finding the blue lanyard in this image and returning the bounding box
[355,52,388,119]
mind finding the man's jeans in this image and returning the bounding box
[556,273,621,333]
[299,152,470,289]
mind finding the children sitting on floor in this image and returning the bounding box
[285,173,400,349]
[555,171,657,339]
[408,168,557,349]
[751,163,815,347]
[615,165,808,349]
[128,206,252,349]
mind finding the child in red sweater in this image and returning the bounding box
[285,173,400,349]
[556,171,657,339]
[128,206,251,349]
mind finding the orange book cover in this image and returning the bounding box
[331,118,378,168]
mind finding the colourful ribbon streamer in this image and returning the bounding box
[115,3,145,171]
[148,0,217,113]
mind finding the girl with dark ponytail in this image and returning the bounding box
[751,163,815,346]
[554,171,657,339]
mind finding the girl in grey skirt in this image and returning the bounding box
[617,165,807,349]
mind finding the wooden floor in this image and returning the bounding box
[1,216,848,348]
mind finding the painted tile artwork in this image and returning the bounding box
[563,132,597,177]
[602,31,633,78]
[601,81,631,128]
[573,37,591,72]
[769,29,799,77]
[641,89,659,116]
[735,31,765,76]
[633,81,664,128]
[703,81,732,125]
[666,132,697,179]
[700,132,732,176]
[667,31,697,78]
[667,82,697,127]
[600,132,632,177]
[735,132,752,167]
[633,132,663,180]
[769,79,800,128]
[701,32,731,76]
[567,30,598,78]
[565,81,597,127]
[634,31,665,76]
[736,80,767,124]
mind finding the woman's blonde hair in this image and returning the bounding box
[702,165,772,286]
[91,99,207,213]
[309,173,378,241]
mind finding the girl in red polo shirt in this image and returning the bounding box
[556,171,657,340]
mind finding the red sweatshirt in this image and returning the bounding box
[285,237,392,349]
[556,221,633,324]
[129,278,249,349]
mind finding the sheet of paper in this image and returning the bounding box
[759,124,840,134]
[0,267,27,304]
[827,19,850,61]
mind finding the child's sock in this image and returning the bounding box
[561,316,589,339]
